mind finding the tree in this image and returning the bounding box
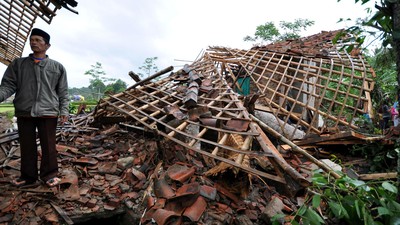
[138,57,159,78]
[243,18,315,44]
[104,79,127,95]
[84,62,116,100]
[337,0,400,94]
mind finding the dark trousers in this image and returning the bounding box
[17,117,58,182]
[382,117,391,130]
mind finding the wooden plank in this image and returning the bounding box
[50,202,74,225]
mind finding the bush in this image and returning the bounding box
[285,170,400,225]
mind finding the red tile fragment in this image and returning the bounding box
[145,195,156,209]
[176,182,200,197]
[56,144,79,153]
[153,198,166,209]
[188,106,210,121]
[166,164,195,183]
[199,117,219,127]
[200,185,217,200]
[151,208,180,225]
[104,204,115,211]
[98,162,118,174]
[164,105,186,120]
[164,199,186,215]
[183,196,207,222]
[216,203,233,214]
[224,118,251,132]
[120,192,139,200]
[244,209,258,220]
[73,157,98,165]
[154,177,175,199]
[131,167,146,181]
[0,197,14,212]
[164,182,201,214]
[78,197,89,205]
[107,198,120,208]
[86,198,98,208]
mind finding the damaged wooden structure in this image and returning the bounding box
[93,29,376,192]
[220,30,375,140]
[0,0,78,65]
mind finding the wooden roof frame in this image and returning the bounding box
[0,0,70,65]
[91,30,376,188]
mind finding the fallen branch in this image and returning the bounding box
[50,201,74,225]
[358,172,397,180]
[250,114,341,179]
[129,66,174,90]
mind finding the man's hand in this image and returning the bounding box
[59,115,68,125]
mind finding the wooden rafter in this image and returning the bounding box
[0,0,74,66]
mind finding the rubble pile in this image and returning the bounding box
[0,113,319,224]
[0,31,387,224]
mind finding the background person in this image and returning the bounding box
[0,28,69,188]
[391,101,399,127]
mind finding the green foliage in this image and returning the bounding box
[68,103,77,114]
[104,79,127,95]
[84,62,115,84]
[4,110,14,120]
[289,170,400,224]
[84,62,107,100]
[279,19,316,40]
[244,22,279,43]
[335,0,399,98]
[336,0,394,47]
[83,62,124,100]
[243,18,315,44]
[367,46,397,103]
[138,57,159,78]
[351,142,398,172]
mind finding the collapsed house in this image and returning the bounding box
[0,1,393,224]
[68,30,379,223]
[92,29,377,187]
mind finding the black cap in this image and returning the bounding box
[30,28,50,44]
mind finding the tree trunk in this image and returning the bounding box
[394,2,400,90]
[392,1,400,202]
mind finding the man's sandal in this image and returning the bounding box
[11,178,40,188]
[46,177,61,187]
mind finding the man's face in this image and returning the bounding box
[29,35,49,53]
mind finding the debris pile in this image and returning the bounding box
[0,112,321,224]
[0,31,390,224]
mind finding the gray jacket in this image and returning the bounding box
[0,54,69,117]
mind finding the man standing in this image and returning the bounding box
[0,28,69,188]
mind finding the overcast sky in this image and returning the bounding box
[0,0,375,88]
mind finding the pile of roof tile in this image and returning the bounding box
[0,113,317,224]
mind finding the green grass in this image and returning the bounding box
[0,104,14,120]
[0,104,14,113]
